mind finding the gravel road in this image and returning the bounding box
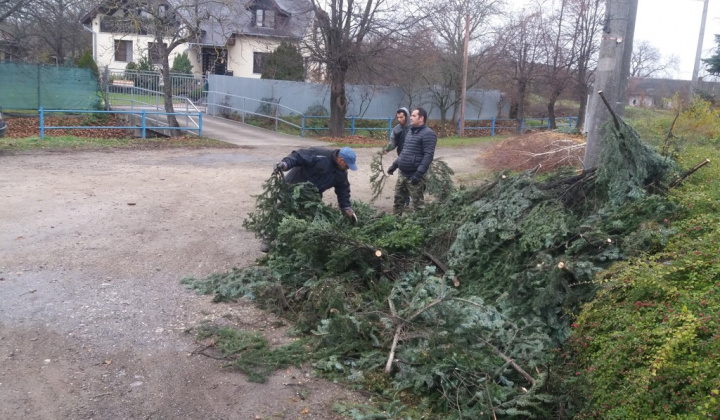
[0,144,484,420]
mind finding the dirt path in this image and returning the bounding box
[0,144,487,420]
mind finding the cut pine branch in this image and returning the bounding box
[669,158,710,188]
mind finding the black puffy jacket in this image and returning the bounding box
[394,124,437,178]
[282,147,352,210]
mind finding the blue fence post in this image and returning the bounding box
[198,113,203,137]
[548,118,551,129]
[388,117,392,139]
[301,116,306,138]
[141,109,146,139]
[520,119,525,134]
[457,118,460,136]
[351,116,356,136]
[491,117,495,137]
[39,107,44,140]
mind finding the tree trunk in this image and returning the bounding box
[158,39,180,132]
[516,81,527,122]
[575,74,588,130]
[583,0,638,168]
[547,89,560,129]
[329,67,347,137]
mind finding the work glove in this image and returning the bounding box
[411,175,421,185]
[272,161,287,175]
[387,162,398,176]
[345,208,358,224]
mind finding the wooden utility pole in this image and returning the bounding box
[691,0,710,96]
[459,13,469,137]
[582,0,638,169]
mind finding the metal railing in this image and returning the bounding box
[300,115,393,138]
[105,68,205,101]
[38,108,202,139]
[206,91,304,132]
[460,116,578,136]
[206,91,396,138]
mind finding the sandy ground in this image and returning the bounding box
[0,144,486,420]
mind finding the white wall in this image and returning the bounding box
[227,37,280,78]
[91,15,184,72]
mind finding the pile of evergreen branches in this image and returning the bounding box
[183,121,680,418]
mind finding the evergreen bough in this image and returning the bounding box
[185,114,682,418]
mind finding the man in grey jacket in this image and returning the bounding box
[383,107,409,156]
[386,107,437,216]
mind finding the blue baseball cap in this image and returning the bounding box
[338,147,357,170]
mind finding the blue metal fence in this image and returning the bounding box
[38,108,203,139]
[301,115,393,138]
[459,116,577,136]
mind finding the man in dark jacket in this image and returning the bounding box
[383,107,409,156]
[274,146,357,216]
[386,107,437,216]
[262,147,358,252]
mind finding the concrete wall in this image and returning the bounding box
[207,75,504,120]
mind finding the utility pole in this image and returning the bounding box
[582,0,638,169]
[459,13,469,137]
[691,0,710,96]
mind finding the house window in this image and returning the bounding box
[148,42,166,64]
[114,39,132,62]
[202,47,227,75]
[253,52,269,74]
[253,8,274,28]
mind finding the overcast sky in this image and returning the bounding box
[507,0,720,80]
[635,0,720,79]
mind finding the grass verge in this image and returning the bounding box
[0,135,237,152]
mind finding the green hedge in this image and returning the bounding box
[569,143,720,419]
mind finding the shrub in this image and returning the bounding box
[76,49,99,78]
[171,52,193,74]
[568,144,720,419]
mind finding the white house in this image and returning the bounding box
[80,0,314,78]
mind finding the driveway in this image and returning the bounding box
[0,130,487,419]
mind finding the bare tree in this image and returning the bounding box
[305,0,415,137]
[630,40,679,78]
[538,0,578,129]
[24,0,90,64]
[359,23,439,108]
[105,0,241,131]
[566,0,604,130]
[425,0,504,123]
[500,7,544,122]
[0,0,28,23]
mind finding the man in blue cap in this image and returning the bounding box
[264,147,357,251]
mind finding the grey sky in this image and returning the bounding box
[508,0,720,80]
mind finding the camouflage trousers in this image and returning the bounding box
[393,174,426,216]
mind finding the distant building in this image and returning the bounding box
[80,0,314,79]
[627,77,692,109]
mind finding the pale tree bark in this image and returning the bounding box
[583,0,638,169]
